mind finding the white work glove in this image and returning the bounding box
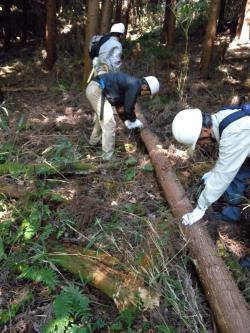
[182,207,205,226]
[202,171,212,184]
[124,119,144,129]
[92,57,99,67]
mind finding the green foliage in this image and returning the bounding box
[18,263,58,289]
[42,138,81,163]
[0,143,17,163]
[43,284,92,333]
[125,167,137,181]
[0,291,33,325]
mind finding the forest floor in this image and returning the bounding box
[0,30,250,333]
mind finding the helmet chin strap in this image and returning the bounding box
[202,113,212,128]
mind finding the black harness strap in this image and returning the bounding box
[100,91,105,121]
[219,103,250,136]
[99,78,105,121]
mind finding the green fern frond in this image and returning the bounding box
[43,317,71,333]
[18,265,58,289]
[54,292,73,319]
[54,284,90,321]
[63,283,91,320]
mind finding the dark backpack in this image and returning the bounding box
[219,103,250,136]
[88,34,111,59]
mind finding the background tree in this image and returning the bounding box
[114,0,123,23]
[83,0,100,83]
[100,0,113,34]
[200,0,221,77]
[124,0,132,38]
[238,0,250,42]
[3,0,11,51]
[217,0,226,33]
[236,0,247,39]
[161,0,176,48]
[45,0,57,70]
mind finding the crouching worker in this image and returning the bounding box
[86,72,160,160]
[172,103,250,225]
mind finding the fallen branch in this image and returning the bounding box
[48,241,160,312]
[1,86,48,92]
[0,160,120,177]
[137,106,250,333]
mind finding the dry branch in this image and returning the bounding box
[48,241,160,312]
[137,107,250,333]
[1,86,48,92]
[0,160,119,177]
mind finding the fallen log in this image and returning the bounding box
[1,86,48,92]
[0,160,119,177]
[48,241,160,312]
[137,109,250,333]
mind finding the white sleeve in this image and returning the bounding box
[108,44,122,71]
[197,132,250,211]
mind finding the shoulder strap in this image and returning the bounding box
[219,103,250,136]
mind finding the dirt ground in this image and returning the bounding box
[0,33,250,332]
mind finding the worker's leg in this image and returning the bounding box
[86,81,102,146]
[220,160,250,223]
[100,99,116,160]
[86,81,116,160]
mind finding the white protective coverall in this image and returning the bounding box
[197,108,250,213]
[86,81,116,160]
[94,36,122,75]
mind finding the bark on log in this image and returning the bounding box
[137,108,250,333]
[48,241,159,312]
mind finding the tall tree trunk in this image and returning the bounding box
[137,108,250,333]
[239,0,250,42]
[3,0,11,51]
[236,0,247,39]
[124,0,132,38]
[45,0,57,70]
[200,0,221,78]
[114,0,123,23]
[83,0,100,83]
[161,0,176,48]
[100,0,113,34]
[21,0,28,45]
[166,0,176,49]
[217,0,226,33]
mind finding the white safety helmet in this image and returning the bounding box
[110,23,125,35]
[143,76,160,96]
[172,108,202,150]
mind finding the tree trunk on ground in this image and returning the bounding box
[136,107,250,333]
[83,0,100,83]
[217,0,226,33]
[239,0,250,42]
[48,241,159,312]
[0,160,120,177]
[45,0,57,70]
[100,0,113,34]
[3,0,11,51]
[236,0,247,39]
[200,0,221,78]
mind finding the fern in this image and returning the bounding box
[18,264,58,289]
[43,284,92,333]
[55,283,90,320]
[43,317,71,333]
